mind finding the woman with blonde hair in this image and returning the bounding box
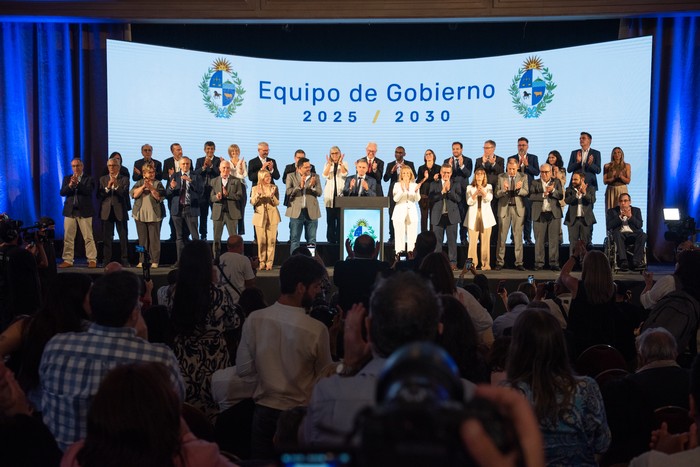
[251,169,280,270]
[130,163,165,267]
[603,147,631,209]
[227,144,248,234]
[465,167,496,270]
[322,146,348,244]
[392,165,421,253]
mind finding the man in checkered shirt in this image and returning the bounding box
[39,270,184,450]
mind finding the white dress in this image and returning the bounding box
[392,182,421,252]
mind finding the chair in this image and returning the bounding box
[653,406,694,434]
[182,403,216,442]
[605,230,647,272]
[575,344,628,378]
[594,368,629,389]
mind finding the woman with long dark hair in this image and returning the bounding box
[170,240,243,421]
[507,309,610,466]
[62,362,235,467]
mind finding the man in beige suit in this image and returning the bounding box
[210,160,243,258]
[495,159,529,270]
[285,157,322,253]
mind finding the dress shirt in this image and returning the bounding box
[40,323,184,450]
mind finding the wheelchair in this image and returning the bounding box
[604,229,647,272]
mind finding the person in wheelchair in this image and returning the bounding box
[605,193,647,271]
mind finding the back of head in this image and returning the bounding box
[581,250,614,305]
[414,231,437,259]
[78,362,180,467]
[279,254,326,295]
[636,327,678,365]
[369,272,441,358]
[89,271,140,327]
[419,252,456,294]
[437,294,486,383]
[507,291,530,311]
[516,282,536,302]
[353,234,375,258]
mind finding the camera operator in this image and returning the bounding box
[0,215,42,330]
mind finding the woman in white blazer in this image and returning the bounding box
[465,167,497,270]
[392,166,421,253]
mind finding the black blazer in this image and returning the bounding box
[361,157,385,196]
[248,157,280,186]
[60,174,94,217]
[606,206,644,233]
[132,158,163,182]
[475,156,505,188]
[166,172,204,216]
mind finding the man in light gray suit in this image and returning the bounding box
[495,159,529,270]
[429,164,462,269]
[286,157,322,253]
[529,163,563,271]
[564,171,596,255]
[210,160,243,259]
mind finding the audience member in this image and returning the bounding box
[217,235,256,303]
[237,287,268,318]
[333,234,390,312]
[492,291,530,338]
[394,230,437,272]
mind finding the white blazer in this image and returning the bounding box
[465,184,496,230]
[392,182,420,224]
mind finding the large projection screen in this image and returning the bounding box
[107,36,652,245]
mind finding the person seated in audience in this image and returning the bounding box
[393,230,437,272]
[419,252,494,345]
[533,279,572,329]
[603,328,690,465]
[606,193,647,271]
[492,291,530,339]
[0,273,92,410]
[506,309,611,465]
[61,362,236,467]
[170,240,244,422]
[39,270,184,450]
[302,271,475,446]
[628,355,700,466]
[640,246,700,310]
[333,234,390,313]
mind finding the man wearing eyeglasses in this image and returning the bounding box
[475,140,504,245]
[361,142,384,196]
[132,144,163,182]
[529,163,563,271]
[58,158,97,268]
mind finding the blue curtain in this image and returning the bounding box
[622,16,700,261]
[0,22,126,235]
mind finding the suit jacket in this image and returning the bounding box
[529,178,563,220]
[165,171,204,217]
[567,148,601,189]
[333,258,391,312]
[429,179,462,225]
[343,175,377,197]
[162,156,182,180]
[251,185,281,227]
[564,185,597,226]
[417,164,442,196]
[210,176,243,220]
[130,179,166,220]
[443,156,473,182]
[361,157,384,196]
[98,174,130,221]
[60,174,95,217]
[475,156,505,188]
[283,163,316,206]
[248,157,280,186]
[100,165,130,179]
[285,173,322,219]
[508,153,540,185]
[606,206,643,233]
[495,173,529,218]
[132,158,163,182]
[383,160,416,196]
[195,156,221,192]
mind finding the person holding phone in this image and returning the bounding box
[466,167,496,270]
[392,166,421,254]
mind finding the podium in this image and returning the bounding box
[335,197,389,260]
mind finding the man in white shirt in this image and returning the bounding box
[217,235,255,303]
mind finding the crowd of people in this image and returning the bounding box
[54,133,645,271]
[1,202,699,465]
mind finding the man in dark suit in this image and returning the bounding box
[564,171,596,255]
[529,163,563,271]
[58,158,97,268]
[166,157,203,265]
[343,159,377,197]
[98,157,130,266]
[163,142,185,241]
[282,149,316,207]
[361,141,384,196]
[429,164,462,269]
[444,141,472,245]
[475,140,504,245]
[195,141,221,239]
[508,137,540,245]
[248,141,280,187]
[567,131,601,190]
[132,144,163,182]
[210,160,243,259]
[333,234,390,313]
[606,192,647,270]
[495,159,529,271]
[384,146,415,242]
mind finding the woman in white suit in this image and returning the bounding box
[465,167,497,270]
[392,166,421,253]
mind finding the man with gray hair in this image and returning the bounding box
[492,290,530,338]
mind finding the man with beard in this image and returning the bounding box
[236,254,332,460]
[564,171,597,255]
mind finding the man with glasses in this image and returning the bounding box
[606,193,646,271]
[475,140,504,245]
[361,142,384,196]
[529,163,563,271]
[58,158,97,268]
[508,137,540,245]
[132,144,163,182]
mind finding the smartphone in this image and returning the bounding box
[528,274,535,284]
[496,280,506,294]
[465,258,474,270]
[398,251,408,261]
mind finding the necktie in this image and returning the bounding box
[332,163,338,204]
[357,177,363,195]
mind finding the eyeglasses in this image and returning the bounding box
[483,146,494,150]
[541,170,551,173]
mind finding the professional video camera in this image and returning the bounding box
[19,216,56,244]
[354,342,522,467]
